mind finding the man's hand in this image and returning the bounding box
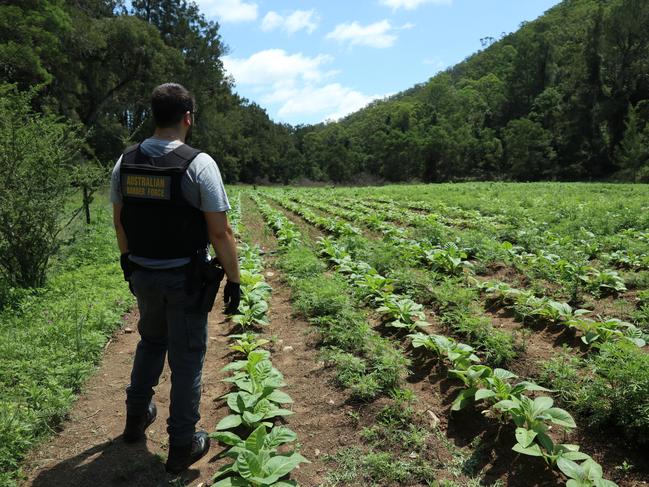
[224,281,241,315]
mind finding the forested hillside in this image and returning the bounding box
[2,0,648,183]
[299,0,649,183]
[0,0,301,183]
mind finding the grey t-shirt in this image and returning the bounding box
[110,137,230,269]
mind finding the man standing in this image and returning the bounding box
[110,83,240,474]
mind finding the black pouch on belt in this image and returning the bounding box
[185,253,225,313]
[198,257,225,313]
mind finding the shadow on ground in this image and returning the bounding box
[29,436,199,487]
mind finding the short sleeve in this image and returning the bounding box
[110,156,123,204]
[193,153,231,212]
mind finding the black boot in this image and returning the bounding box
[165,431,211,474]
[123,401,157,443]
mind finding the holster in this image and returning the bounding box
[120,253,136,296]
[186,252,225,314]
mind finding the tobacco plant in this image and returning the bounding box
[377,296,430,331]
[212,424,309,486]
[229,333,271,356]
[217,351,294,430]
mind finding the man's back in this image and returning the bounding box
[110,137,230,269]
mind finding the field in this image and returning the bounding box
[11,182,649,487]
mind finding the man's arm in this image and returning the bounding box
[205,211,240,283]
[113,203,129,254]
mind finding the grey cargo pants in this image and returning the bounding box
[126,267,208,446]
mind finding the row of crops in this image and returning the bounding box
[208,196,308,486]
[237,184,649,486]
[277,192,646,351]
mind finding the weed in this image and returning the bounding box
[293,275,349,317]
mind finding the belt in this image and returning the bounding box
[130,261,191,272]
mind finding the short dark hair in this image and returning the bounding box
[151,83,194,128]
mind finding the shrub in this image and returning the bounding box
[0,84,97,288]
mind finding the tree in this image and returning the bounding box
[503,118,556,180]
[0,0,72,89]
[615,103,649,181]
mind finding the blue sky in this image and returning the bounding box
[193,0,562,125]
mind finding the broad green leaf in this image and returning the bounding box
[595,480,618,487]
[236,450,263,479]
[532,396,553,416]
[493,368,517,380]
[265,427,298,449]
[475,388,497,401]
[245,424,268,454]
[581,459,603,480]
[545,407,577,428]
[563,451,592,462]
[243,411,265,425]
[492,399,517,411]
[266,389,294,404]
[256,453,310,485]
[216,414,243,430]
[222,360,248,372]
[557,458,584,480]
[212,477,250,486]
[517,381,552,392]
[234,378,254,394]
[515,427,537,448]
[263,408,295,420]
[210,431,243,447]
[512,442,544,457]
[451,387,477,411]
[535,431,555,452]
[226,393,243,414]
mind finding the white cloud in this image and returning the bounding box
[261,9,319,34]
[326,20,398,49]
[223,49,384,123]
[261,11,283,31]
[380,0,452,10]
[195,0,258,23]
[223,49,332,85]
[275,84,382,121]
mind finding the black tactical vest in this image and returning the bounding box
[119,143,209,259]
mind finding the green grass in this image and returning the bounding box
[0,198,133,487]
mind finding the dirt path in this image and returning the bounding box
[22,303,234,487]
